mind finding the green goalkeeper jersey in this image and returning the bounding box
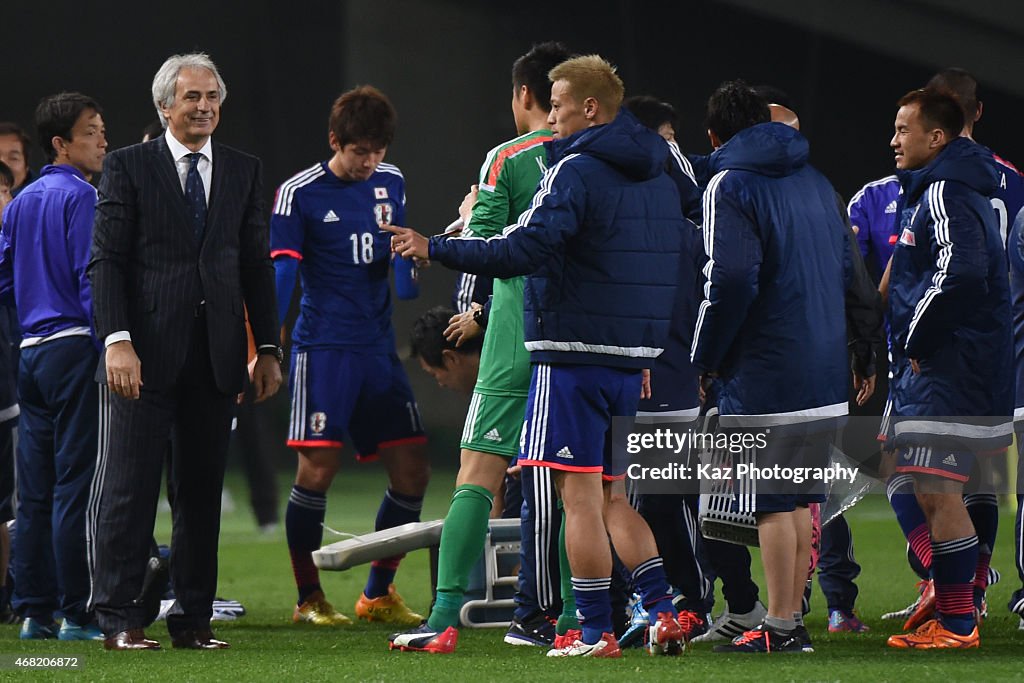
[464,129,551,396]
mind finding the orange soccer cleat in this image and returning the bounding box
[886,618,979,649]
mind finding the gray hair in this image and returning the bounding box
[151,52,228,128]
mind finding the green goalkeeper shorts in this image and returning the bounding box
[460,390,527,458]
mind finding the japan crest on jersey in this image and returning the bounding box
[310,412,327,435]
[374,202,394,227]
[374,187,388,199]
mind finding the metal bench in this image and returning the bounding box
[313,518,521,628]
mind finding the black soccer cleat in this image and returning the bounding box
[503,612,556,647]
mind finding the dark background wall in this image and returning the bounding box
[6,0,1024,460]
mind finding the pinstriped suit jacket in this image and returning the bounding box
[88,137,277,394]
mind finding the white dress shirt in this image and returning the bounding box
[164,128,213,204]
[103,131,214,348]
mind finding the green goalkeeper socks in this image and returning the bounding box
[427,484,494,631]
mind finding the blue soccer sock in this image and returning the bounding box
[965,493,998,606]
[286,485,327,604]
[364,488,424,598]
[572,576,613,645]
[932,536,979,636]
[632,557,677,620]
[886,473,931,576]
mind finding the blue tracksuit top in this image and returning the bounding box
[0,164,96,341]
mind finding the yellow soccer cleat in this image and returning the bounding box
[886,618,979,649]
[355,584,424,626]
[293,590,352,626]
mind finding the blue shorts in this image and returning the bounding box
[287,348,425,460]
[637,365,700,416]
[735,427,831,514]
[517,363,642,480]
[895,446,974,483]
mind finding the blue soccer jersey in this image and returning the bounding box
[848,175,900,281]
[996,155,1024,419]
[271,161,406,350]
[992,154,1024,247]
[849,150,1024,278]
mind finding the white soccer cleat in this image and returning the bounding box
[546,632,621,658]
[690,601,766,643]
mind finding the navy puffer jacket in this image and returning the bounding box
[430,109,687,369]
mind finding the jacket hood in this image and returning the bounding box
[897,137,1000,203]
[708,122,809,178]
[546,108,668,181]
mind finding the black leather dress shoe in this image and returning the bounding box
[104,628,161,650]
[170,629,230,649]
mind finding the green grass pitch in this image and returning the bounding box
[1,466,1022,681]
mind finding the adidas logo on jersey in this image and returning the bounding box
[323,210,340,223]
[885,200,898,214]
[483,428,502,442]
[555,446,574,459]
[942,454,958,467]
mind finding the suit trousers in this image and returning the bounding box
[89,311,235,636]
[813,513,861,612]
[229,388,283,528]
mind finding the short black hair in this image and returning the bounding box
[329,85,397,149]
[897,88,964,140]
[926,68,980,120]
[0,161,12,188]
[623,96,678,132]
[410,306,483,367]
[704,79,771,144]
[0,122,31,157]
[511,41,574,114]
[34,92,102,163]
[142,119,164,142]
[751,84,793,110]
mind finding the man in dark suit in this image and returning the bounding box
[87,52,282,651]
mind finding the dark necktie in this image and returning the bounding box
[185,152,207,243]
